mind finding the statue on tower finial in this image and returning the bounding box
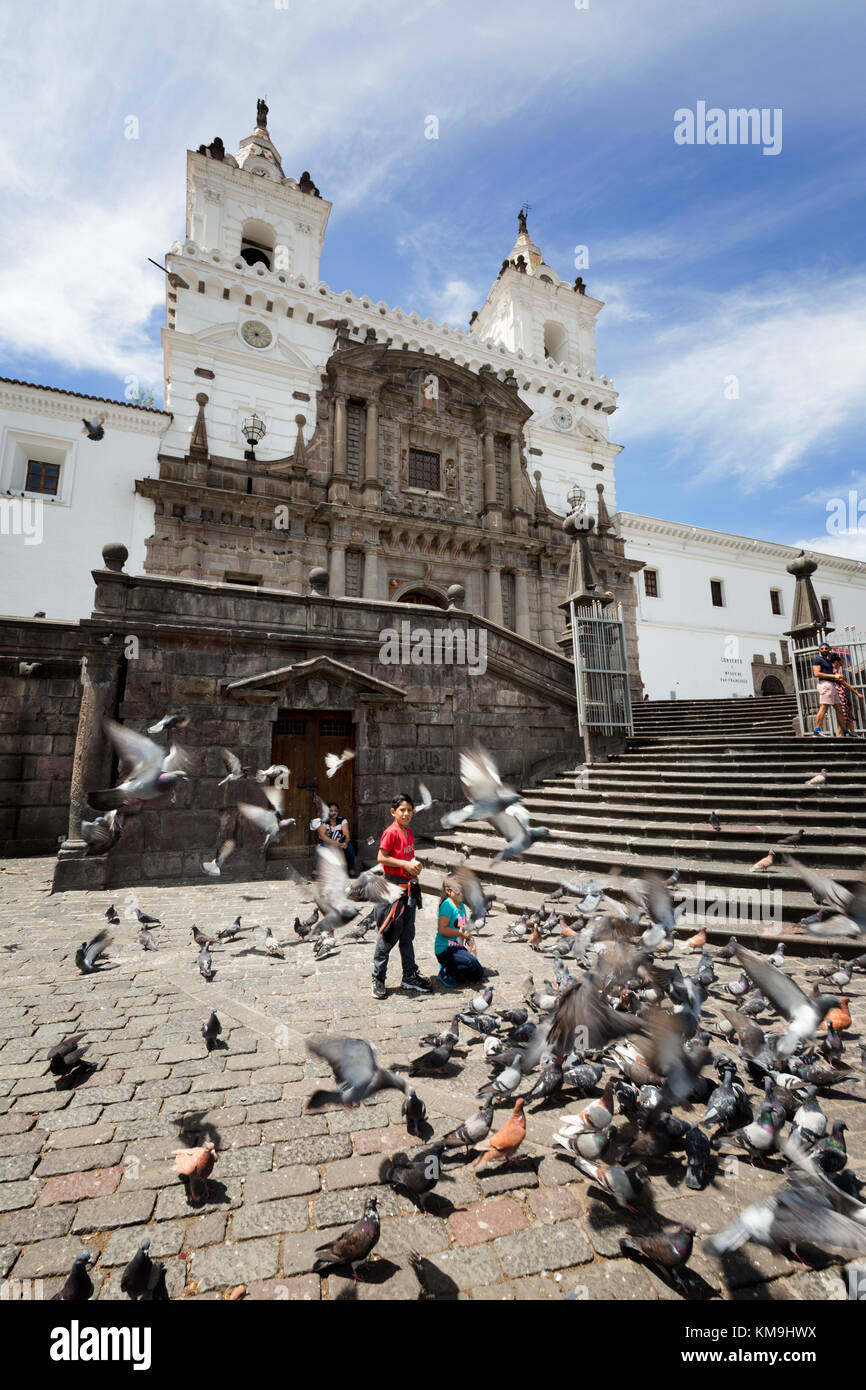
[257,97,269,129]
[518,204,529,235]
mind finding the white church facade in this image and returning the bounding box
[2,100,865,697]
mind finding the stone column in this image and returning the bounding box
[58,645,122,859]
[329,542,346,597]
[333,393,348,476]
[364,400,379,483]
[538,575,554,649]
[363,547,380,600]
[483,430,498,508]
[487,564,504,626]
[509,436,524,512]
[515,570,531,640]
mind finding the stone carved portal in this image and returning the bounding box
[268,708,355,858]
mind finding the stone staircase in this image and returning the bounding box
[419,695,866,955]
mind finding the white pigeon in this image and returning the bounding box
[325,749,355,778]
[806,768,828,786]
[413,783,434,814]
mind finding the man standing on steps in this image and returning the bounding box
[812,643,843,736]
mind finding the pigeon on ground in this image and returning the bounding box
[138,930,157,952]
[709,811,721,832]
[81,414,106,440]
[553,1126,612,1162]
[557,1079,616,1136]
[120,1237,164,1300]
[325,748,355,778]
[104,904,120,924]
[705,1177,866,1260]
[499,1008,528,1027]
[820,1022,844,1065]
[409,1039,456,1077]
[441,1100,494,1151]
[313,930,337,960]
[172,1141,217,1201]
[218,916,242,942]
[380,1143,449,1211]
[768,942,786,968]
[752,851,775,872]
[148,713,189,736]
[469,985,494,1016]
[471,1099,526,1170]
[202,1011,221,1052]
[51,1251,94,1300]
[811,1121,848,1175]
[312,1196,380,1279]
[571,1156,650,1212]
[135,907,162,926]
[402,1088,427,1137]
[458,1013,501,1038]
[48,1035,91,1081]
[197,946,214,981]
[685,1125,711,1190]
[192,924,218,949]
[306,1036,406,1108]
[619,1225,695,1291]
[75,931,112,974]
[419,1016,461,1049]
[715,1102,781,1164]
[87,719,190,810]
[523,1056,564,1105]
[791,1086,827,1143]
[778,828,805,847]
[217,748,249,786]
[477,1055,522,1099]
[263,927,285,958]
[293,911,319,939]
[806,767,828,786]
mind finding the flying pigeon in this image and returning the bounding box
[81,414,106,440]
[217,747,249,786]
[312,1196,380,1280]
[306,1035,407,1108]
[413,783,434,814]
[325,748,355,778]
[148,713,189,736]
[441,746,550,860]
[75,931,112,974]
[734,943,840,1059]
[239,788,296,849]
[88,719,190,810]
[81,809,123,851]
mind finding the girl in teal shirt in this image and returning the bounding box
[435,875,484,987]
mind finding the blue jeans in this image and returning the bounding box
[437,944,483,983]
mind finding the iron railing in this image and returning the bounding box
[570,599,634,736]
[791,630,866,735]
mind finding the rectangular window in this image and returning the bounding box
[501,572,516,630]
[344,550,362,598]
[780,640,790,663]
[770,588,782,615]
[345,400,363,482]
[821,596,833,622]
[644,569,659,598]
[224,572,262,586]
[710,579,724,607]
[25,460,60,495]
[408,447,440,490]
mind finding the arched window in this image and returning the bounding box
[240,219,275,270]
[543,321,567,364]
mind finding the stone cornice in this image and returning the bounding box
[0,380,172,434]
[615,511,866,578]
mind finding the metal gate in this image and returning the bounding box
[791,632,866,735]
[569,599,634,736]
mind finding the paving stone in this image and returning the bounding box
[281,1229,332,1278]
[353,1126,409,1156]
[246,1274,320,1300]
[42,1106,105,1132]
[327,1264,418,1300]
[0,1181,39,1213]
[0,1153,38,1180]
[189,1238,279,1293]
[183,1211,227,1249]
[0,1245,17,1279]
[276,1134,352,1166]
[260,1115,328,1142]
[232,1197,310,1240]
[449,1197,529,1247]
[155,1179,244,1221]
[0,1114,36,1136]
[527,1185,583,1225]
[327,1105,390,1133]
[494,1220,593,1278]
[45,1122,117,1150]
[35,1142,125,1178]
[313,1187,403,1228]
[376,1214,451,1260]
[12,1236,97,1278]
[322,1154,388,1191]
[419,1245,502,1295]
[243,1168,320,1202]
[37,1167,123,1206]
[0,1206,75,1244]
[101,1222,186,1264]
[475,1161,540,1196]
[72,1191,156,1233]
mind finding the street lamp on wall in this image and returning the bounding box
[242,414,267,461]
[566,483,586,516]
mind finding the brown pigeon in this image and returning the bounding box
[472,1097,526,1169]
[312,1195,380,1280]
[172,1140,217,1201]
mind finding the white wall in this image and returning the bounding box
[619,514,866,699]
[0,386,169,621]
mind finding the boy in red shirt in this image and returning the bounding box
[371,792,432,999]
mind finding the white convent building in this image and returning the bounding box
[2,101,865,698]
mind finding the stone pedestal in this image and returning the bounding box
[53,643,122,892]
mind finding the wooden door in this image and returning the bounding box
[267,710,355,861]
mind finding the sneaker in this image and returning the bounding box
[402,970,433,995]
[371,977,387,1000]
[438,966,459,989]
[812,728,826,736]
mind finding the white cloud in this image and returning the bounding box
[427,278,480,328]
[614,271,866,489]
[797,530,866,564]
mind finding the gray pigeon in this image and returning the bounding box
[197,946,214,981]
[202,1011,221,1051]
[408,1038,456,1076]
[75,931,112,974]
[706,1177,866,1260]
[306,1036,406,1108]
[312,1196,380,1281]
[440,1100,495,1151]
[402,1088,427,1137]
[87,718,190,810]
[139,930,157,951]
[734,944,840,1060]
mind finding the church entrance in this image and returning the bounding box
[398,591,447,608]
[760,675,786,695]
[267,709,355,861]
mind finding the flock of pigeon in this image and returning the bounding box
[49,732,866,1298]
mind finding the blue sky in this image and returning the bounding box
[1,0,864,557]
